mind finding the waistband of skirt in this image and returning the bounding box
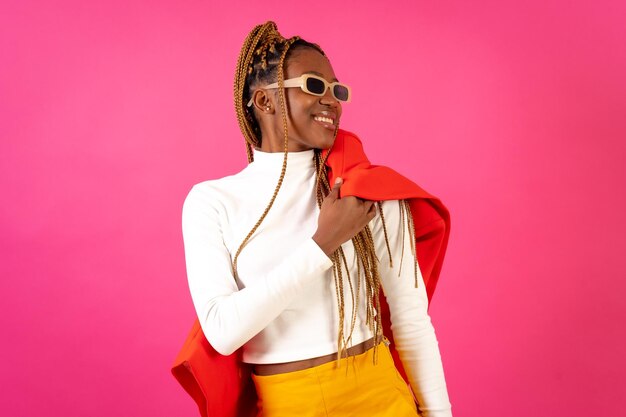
[251,335,392,381]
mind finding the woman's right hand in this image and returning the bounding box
[312,177,377,257]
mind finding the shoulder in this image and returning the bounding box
[336,127,364,146]
[373,199,403,226]
[183,166,252,214]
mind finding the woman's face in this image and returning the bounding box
[256,47,343,152]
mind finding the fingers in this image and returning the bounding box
[362,199,376,214]
[358,200,377,222]
[327,177,342,200]
[352,197,376,213]
[366,201,377,218]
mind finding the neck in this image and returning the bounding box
[250,147,317,173]
[257,143,314,153]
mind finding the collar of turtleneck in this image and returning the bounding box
[249,148,317,173]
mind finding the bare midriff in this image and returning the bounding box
[252,335,385,376]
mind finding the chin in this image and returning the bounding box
[315,137,335,150]
[320,130,338,148]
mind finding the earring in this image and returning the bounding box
[265,106,271,110]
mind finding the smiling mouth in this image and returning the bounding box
[312,115,336,130]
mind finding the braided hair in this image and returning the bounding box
[232,21,418,366]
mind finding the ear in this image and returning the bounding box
[250,89,274,114]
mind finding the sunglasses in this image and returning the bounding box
[246,74,352,107]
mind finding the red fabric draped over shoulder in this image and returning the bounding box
[171,128,451,417]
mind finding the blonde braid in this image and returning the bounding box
[234,23,269,160]
[402,199,420,288]
[377,201,393,268]
[233,21,403,368]
[231,26,298,279]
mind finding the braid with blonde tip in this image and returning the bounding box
[232,21,420,368]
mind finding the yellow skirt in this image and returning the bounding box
[251,340,420,417]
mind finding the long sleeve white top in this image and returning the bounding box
[182,147,452,416]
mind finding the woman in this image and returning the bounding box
[181,21,453,416]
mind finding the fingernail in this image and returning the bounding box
[335,177,342,184]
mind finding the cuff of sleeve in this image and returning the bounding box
[305,237,334,271]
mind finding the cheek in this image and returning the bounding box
[289,106,314,129]
[286,91,316,122]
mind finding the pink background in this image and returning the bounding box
[2,1,625,416]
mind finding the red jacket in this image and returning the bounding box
[171,128,451,417]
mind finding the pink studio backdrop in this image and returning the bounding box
[1,1,625,416]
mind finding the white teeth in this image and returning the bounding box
[314,116,334,124]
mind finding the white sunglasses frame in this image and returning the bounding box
[246,74,352,107]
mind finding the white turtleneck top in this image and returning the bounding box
[182,147,452,416]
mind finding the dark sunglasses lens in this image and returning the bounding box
[333,85,349,101]
[306,77,326,94]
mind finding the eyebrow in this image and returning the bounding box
[304,71,339,82]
